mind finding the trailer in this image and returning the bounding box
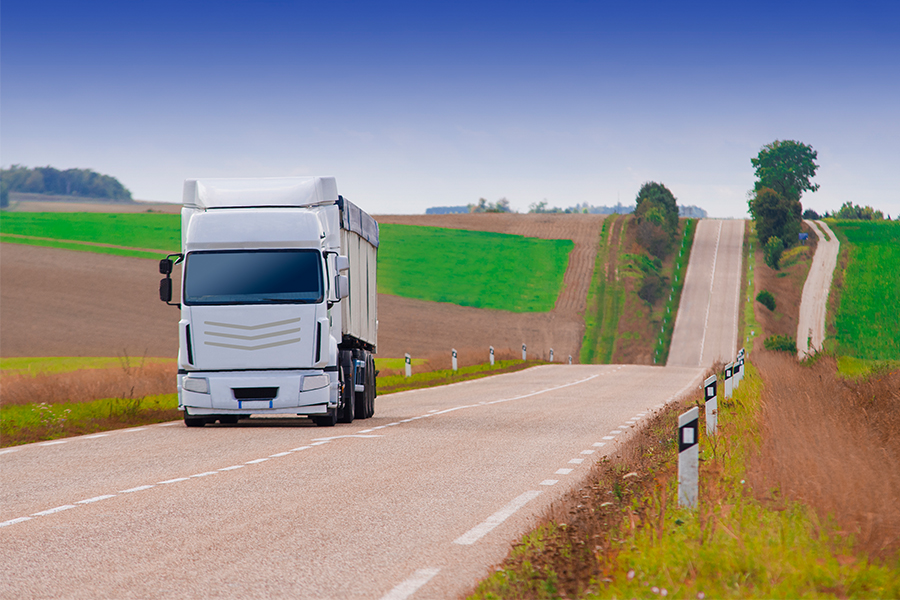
[159,176,378,426]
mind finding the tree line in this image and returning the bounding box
[0,165,133,207]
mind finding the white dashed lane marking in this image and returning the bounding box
[453,491,542,545]
[540,480,558,486]
[555,468,573,475]
[380,568,441,600]
[581,450,595,455]
[568,458,584,464]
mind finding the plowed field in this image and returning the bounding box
[1,213,604,365]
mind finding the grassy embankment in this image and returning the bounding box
[2,214,572,444]
[469,220,900,599]
[650,218,696,364]
[579,216,626,363]
[580,216,696,365]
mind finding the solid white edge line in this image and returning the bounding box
[84,434,110,439]
[246,458,269,464]
[191,471,218,478]
[453,490,542,545]
[380,568,441,600]
[0,517,32,527]
[269,452,291,457]
[0,448,20,455]
[32,505,76,516]
[219,465,244,471]
[290,446,311,452]
[120,428,147,433]
[159,477,190,484]
[39,440,67,446]
[76,495,116,504]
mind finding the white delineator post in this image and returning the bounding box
[489,346,495,366]
[404,353,412,378]
[522,344,527,361]
[736,348,745,385]
[452,349,458,372]
[724,362,734,399]
[704,374,717,436]
[568,355,572,365]
[549,348,554,362]
[678,406,700,508]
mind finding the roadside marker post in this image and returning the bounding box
[522,344,527,361]
[549,348,554,362]
[568,355,572,365]
[489,346,495,366]
[733,357,742,389]
[404,354,412,378]
[724,362,734,399]
[704,374,717,436]
[452,349,458,372]
[678,407,700,508]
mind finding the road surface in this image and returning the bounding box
[667,219,745,367]
[1,364,703,599]
[796,220,840,359]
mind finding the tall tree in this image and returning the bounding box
[749,187,802,248]
[751,140,819,202]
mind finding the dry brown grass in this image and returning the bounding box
[750,350,900,558]
[0,361,176,407]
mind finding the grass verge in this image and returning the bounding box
[651,219,696,364]
[377,360,543,395]
[1,394,180,446]
[580,216,626,363]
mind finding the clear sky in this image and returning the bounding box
[2,1,898,217]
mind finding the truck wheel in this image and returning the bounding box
[365,352,376,418]
[313,409,337,427]
[184,414,206,427]
[338,350,355,423]
[354,350,369,419]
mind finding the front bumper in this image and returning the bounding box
[178,369,337,416]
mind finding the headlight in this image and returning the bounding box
[183,377,209,394]
[301,374,329,391]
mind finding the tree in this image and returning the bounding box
[751,140,819,203]
[634,182,678,234]
[469,197,512,213]
[833,201,885,220]
[749,187,802,248]
[764,236,784,270]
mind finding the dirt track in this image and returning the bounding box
[1,214,603,362]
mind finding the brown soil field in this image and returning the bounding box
[375,213,605,364]
[1,213,604,364]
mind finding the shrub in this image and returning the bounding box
[764,236,784,270]
[764,334,797,354]
[637,271,666,304]
[756,290,776,311]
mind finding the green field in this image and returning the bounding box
[0,212,180,253]
[1,214,571,313]
[829,220,900,360]
[378,223,572,312]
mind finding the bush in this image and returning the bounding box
[764,334,797,354]
[756,290,776,311]
[764,236,784,270]
[637,271,666,304]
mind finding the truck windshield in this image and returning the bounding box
[183,250,324,305]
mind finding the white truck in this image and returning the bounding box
[159,176,378,427]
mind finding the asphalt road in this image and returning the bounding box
[797,220,840,359]
[668,219,745,367]
[1,364,703,599]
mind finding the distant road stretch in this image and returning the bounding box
[668,219,745,367]
[1,364,703,599]
[797,220,840,359]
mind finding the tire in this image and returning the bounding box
[354,349,368,419]
[365,352,376,418]
[338,350,355,423]
[184,414,206,427]
[313,409,337,427]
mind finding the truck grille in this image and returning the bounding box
[232,387,279,401]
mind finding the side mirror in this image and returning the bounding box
[335,275,349,300]
[160,277,173,303]
[335,255,350,272]
[159,258,173,275]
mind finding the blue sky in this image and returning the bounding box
[2,1,898,217]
